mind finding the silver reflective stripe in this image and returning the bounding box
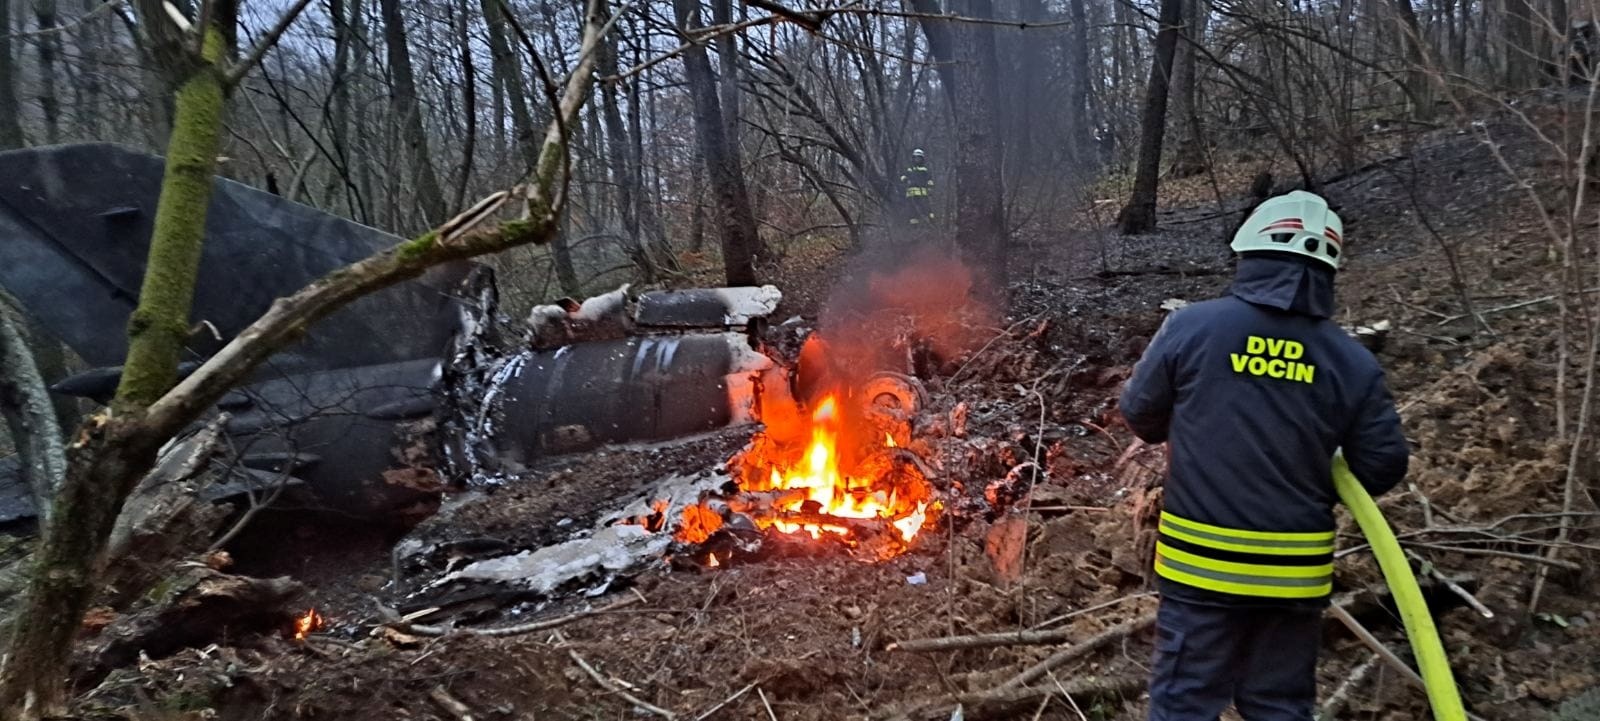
[1159,519,1333,551]
[1157,555,1331,588]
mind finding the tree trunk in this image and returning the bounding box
[1388,0,1436,118]
[33,0,61,143]
[1548,0,1568,81]
[597,5,656,280]
[0,0,24,148]
[378,0,448,226]
[712,0,741,159]
[0,311,65,527]
[673,0,760,286]
[1505,0,1535,89]
[0,21,229,714]
[0,3,609,713]
[1170,0,1209,177]
[451,0,477,214]
[910,0,1008,294]
[1117,0,1184,235]
[1066,0,1092,166]
[483,0,537,173]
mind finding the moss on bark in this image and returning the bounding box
[114,28,228,412]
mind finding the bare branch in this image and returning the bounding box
[223,0,316,87]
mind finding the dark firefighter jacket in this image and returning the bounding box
[1118,254,1409,607]
[901,165,933,199]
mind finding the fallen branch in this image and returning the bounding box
[1434,288,1600,326]
[1327,607,1490,721]
[1316,653,1379,721]
[1405,549,1493,619]
[404,594,642,637]
[1399,542,1583,571]
[889,597,1152,652]
[757,687,778,721]
[1328,605,1426,690]
[996,614,1158,691]
[880,675,1145,721]
[429,685,477,721]
[567,643,676,719]
[693,682,755,720]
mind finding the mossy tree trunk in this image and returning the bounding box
[0,23,229,719]
[0,2,607,715]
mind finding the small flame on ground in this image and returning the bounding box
[707,553,720,568]
[885,432,897,448]
[292,608,324,641]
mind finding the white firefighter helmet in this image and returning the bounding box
[912,148,925,159]
[1230,190,1344,270]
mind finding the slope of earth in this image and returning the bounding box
[78,105,1598,721]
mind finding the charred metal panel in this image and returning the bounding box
[460,334,783,473]
[220,359,441,515]
[0,143,468,372]
[634,286,783,328]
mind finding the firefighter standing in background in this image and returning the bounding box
[1119,191,1410,721]
[900,148,934,226]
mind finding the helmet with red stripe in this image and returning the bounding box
[1230,190,1343,270]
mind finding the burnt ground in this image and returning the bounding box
[75,103,1600,720]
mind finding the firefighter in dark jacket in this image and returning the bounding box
[1119,191,1410,721]
[901,148,934,226]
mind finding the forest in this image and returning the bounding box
[0,0,1598,718]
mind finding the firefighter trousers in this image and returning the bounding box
[1147,596,1321,721]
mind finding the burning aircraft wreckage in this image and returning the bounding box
[0,144,1008,624]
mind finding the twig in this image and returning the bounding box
[1046,671,1091,721]
[1327,605,1427,691]
[1315,653,1379,721]
[1434,288,1600,325]
[1026,505,1112,514]
[223,0,316,87]
[757,687,778,721]
[428,686,477,721]
[405,595,642,637]
[891,597,1152,652]
[567,643,676,719]
[1030,593,1157,631]
[880,675,1145,721]
[1405,549,1494,618]
[995,614,1158,691]
[1399,542,1583,571]
[694,682,755,720]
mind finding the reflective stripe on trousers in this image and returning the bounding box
[1153,510,1334,599]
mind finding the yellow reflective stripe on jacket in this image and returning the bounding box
[1155,555,1333,599]
[905,187,930,198]
[1156,541,1332,579]
[1159,511,1334,544]
[1155,510,1336,599]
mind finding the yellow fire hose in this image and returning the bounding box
[1333,454,1467,721]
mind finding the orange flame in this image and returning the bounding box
[885,432,897,448]
[746,395,930,545]
[292,608,324,641]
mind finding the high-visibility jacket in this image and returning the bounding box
[901,165,933,199]
[1119,255,1409,606]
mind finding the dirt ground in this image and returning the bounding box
[73,104,1600,720]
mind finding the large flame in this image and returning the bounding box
[745,396,930,544]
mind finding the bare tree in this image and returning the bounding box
[673,0,761,286]
[0,0,24,148]
[379,0,449,226]
[1117,0,1184,234]
[1170,0,1210,177]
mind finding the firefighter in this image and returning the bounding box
[900,148,934,226]
[1119,191,1410,721]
